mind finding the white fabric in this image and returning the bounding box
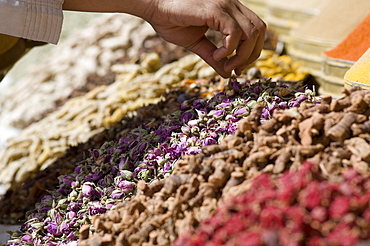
[0,0,64,44]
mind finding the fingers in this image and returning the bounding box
[230,16,265,75]
[212,2,266,75]
[187,34,232,78]
[213,29,241,62]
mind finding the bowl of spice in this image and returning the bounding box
[318,13,370,95]
[287,0,370,82]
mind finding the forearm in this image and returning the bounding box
[62,0,155,20]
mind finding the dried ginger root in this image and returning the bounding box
[298,112,324,145]
[327,112,357,143]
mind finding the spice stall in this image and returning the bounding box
[1,1,370,245]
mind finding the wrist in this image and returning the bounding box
[62,0,157,20]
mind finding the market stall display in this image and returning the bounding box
[1,2,370,246]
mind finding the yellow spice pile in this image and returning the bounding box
[345,48,370,85]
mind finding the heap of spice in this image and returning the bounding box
[345,48,370,85]
[174,162,370,246]
[323,14,370,62]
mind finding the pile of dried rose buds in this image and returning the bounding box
[174,162,370,246]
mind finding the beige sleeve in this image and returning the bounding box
[0,0,64,44]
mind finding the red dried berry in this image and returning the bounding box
[260,205,284,229]
[284,206,305,231]
[329,197,351,219]
[310,206,328,223]
[299,181,322,210]
[326,223,359,246]
[339,182,354,197]
[308,236,326,246]
[230,232,261,246]
[343,168,359,181]
[254,188,277,204]
[362,209,370,221]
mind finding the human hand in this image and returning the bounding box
[144,0,266,78]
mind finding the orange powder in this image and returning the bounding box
[323,14,370,62]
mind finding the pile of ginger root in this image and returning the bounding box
[235,85,370,178]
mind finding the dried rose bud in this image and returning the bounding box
[81,183,95,198]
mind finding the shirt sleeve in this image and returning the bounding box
[0,0,64,44]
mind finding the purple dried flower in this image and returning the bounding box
[21,234,32,243]
[202,137,217,146]
[213,109,226,119]
[81,184,95,198]
[118,157,130,170]
[60,221,70,234]
[137,142,148,153]
[163,162,172,172]
[218,102,231,109]
[91,150,99,158]
[128,140,139,149]
[85,172,103,182]
[186,146,202,155]
[253,86,261,94]
[74,167,81,173]
[180,100,191,110]
[88,202,107,216]
[118,136,131,145]
[61,175,73,186]
[70,181,77,188]
[66,231,77,240]
[288,100,300,108]
[261,108,270,119]
[41,195,53,206]
[279,101,288,109]
[67,211,76,220]
[193,98,207,109]
[116,180,134,193]
[47,222,59,236]
[181,111,194,123]
[58,186,70,196]
[230,79,242,90]
[233,107,248,117]
[68,202,81,212]
[181,126,191,135]
[296,94,308,103]
[188,119,199,128]
[111,190,124,199]
[227,124,238,134]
